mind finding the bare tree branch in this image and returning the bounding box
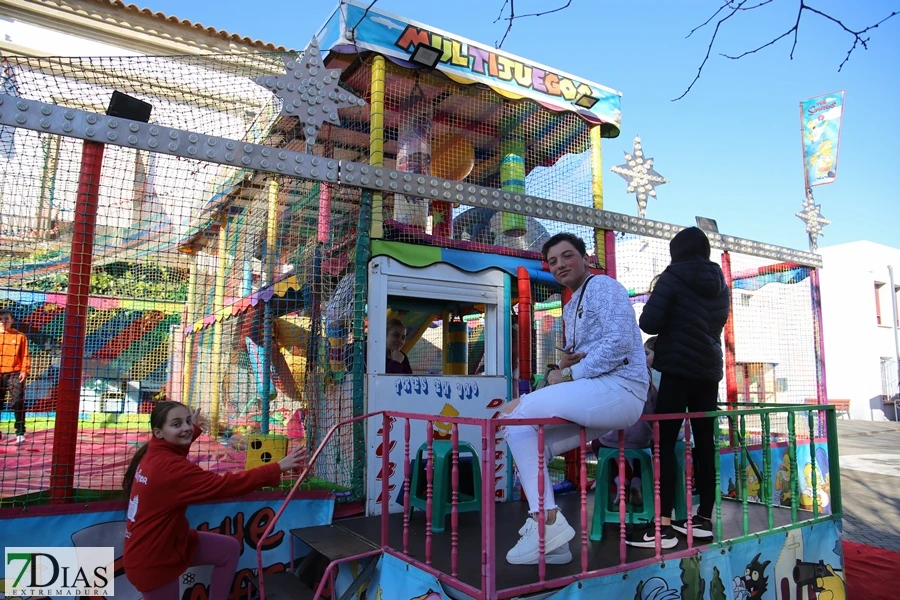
[676,1,900,100]
[494,0,573,48]
[672,0,751,101]
[721,2,804,60]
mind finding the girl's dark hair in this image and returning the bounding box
[669,227,711,263]
[122,400,186,497]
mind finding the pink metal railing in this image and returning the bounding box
[256,405,835,600]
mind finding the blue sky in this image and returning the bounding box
[141,0,899,252]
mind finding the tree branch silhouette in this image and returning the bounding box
[494,0,573,49]
[674,1,899,101]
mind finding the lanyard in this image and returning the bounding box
[570,275,593,350]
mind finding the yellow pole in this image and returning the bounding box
[261,178,279,434]
[590,126,605,270]
[181,257,198,406]
[370,55,386,239]
[210,212,230,437]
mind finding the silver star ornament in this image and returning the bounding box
[255,37,366,150]
[611,136,668,218]
[796,187,830,251]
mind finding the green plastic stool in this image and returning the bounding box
[409,440,482,533]
[590,447,656,542]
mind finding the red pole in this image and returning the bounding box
[516,267,532,390]
[721,251,738,407]
[50,140,105,503]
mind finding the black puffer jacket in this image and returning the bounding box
[639,259,730,382]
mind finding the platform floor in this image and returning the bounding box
[339,494,799,594]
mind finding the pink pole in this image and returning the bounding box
[684,418,694,550]
[51,140,105,503]
[537,424,546,581]
[425,422,434,565]
[403,418,411,554]
[316,182,333,244]
[381,413,391,546]
[810,268,829,406]
[604,229,617,278]
[653,420,662,558]
[482,420,496,599]
[579,427,588,573]
[618,429,627,564]
[451,424,460,577]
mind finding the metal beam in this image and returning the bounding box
[0,97,823,267]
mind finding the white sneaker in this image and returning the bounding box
[15,435,24,444]
[506,512,576,565]
[524,543,573,565]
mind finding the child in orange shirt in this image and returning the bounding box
[0,310,30,444]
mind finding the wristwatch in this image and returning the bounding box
[561,367,573,382]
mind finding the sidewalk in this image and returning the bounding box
[836,420,900,552]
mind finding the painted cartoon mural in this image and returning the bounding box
[719,443,832,515]
[0,498,332,600]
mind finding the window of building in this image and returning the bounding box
[875,282,884,325]
[875,282,900,327]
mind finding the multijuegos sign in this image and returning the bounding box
[5,547,114,596]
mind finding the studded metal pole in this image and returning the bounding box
[50,140,105,503]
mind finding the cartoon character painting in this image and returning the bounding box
[774,452,792,507]
[746,464,761,502]
[793,560,846,600]
[799,463,830,512]
[632,576,679,600]
[733,553,771,599]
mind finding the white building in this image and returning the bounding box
[819,241,900,421]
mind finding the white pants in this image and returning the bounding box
[504,374,647,513]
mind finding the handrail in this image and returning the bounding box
[255,403,840,600]
[255,410,386,600]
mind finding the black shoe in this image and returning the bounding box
[624,524,678,549]
[671,515,714,540]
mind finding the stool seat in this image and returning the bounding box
[590,446,655,541]
[409,440,482,533]
[590,441,699,541]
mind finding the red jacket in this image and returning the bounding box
[123,425,281,592]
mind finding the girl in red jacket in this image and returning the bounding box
[122,400,306,600]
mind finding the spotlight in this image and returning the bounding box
[106,91,152,123]
[409,42,442,69]
[573,92,599,109]
[695,216,719,233]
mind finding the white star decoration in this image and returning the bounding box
[255,37,366,150]
[610,136,669,218]
[796,187,830,251]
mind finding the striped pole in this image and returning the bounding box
[500,134,527,237]
[446,318,468,375]
[590,126,606,269]
[369,55,386,239]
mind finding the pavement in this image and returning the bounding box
[835,419,900,552]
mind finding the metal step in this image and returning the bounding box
[248,571,314,600]
[290,524,379,561]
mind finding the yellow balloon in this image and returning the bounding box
[431,133,475,181]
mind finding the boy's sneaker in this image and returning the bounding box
[671,515,714,540]
[507,512,576,564]
[624,524,678,549]
[15,435,25,444]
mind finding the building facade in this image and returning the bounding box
[819,240,900,420]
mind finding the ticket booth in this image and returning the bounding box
[365,257,513,515]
